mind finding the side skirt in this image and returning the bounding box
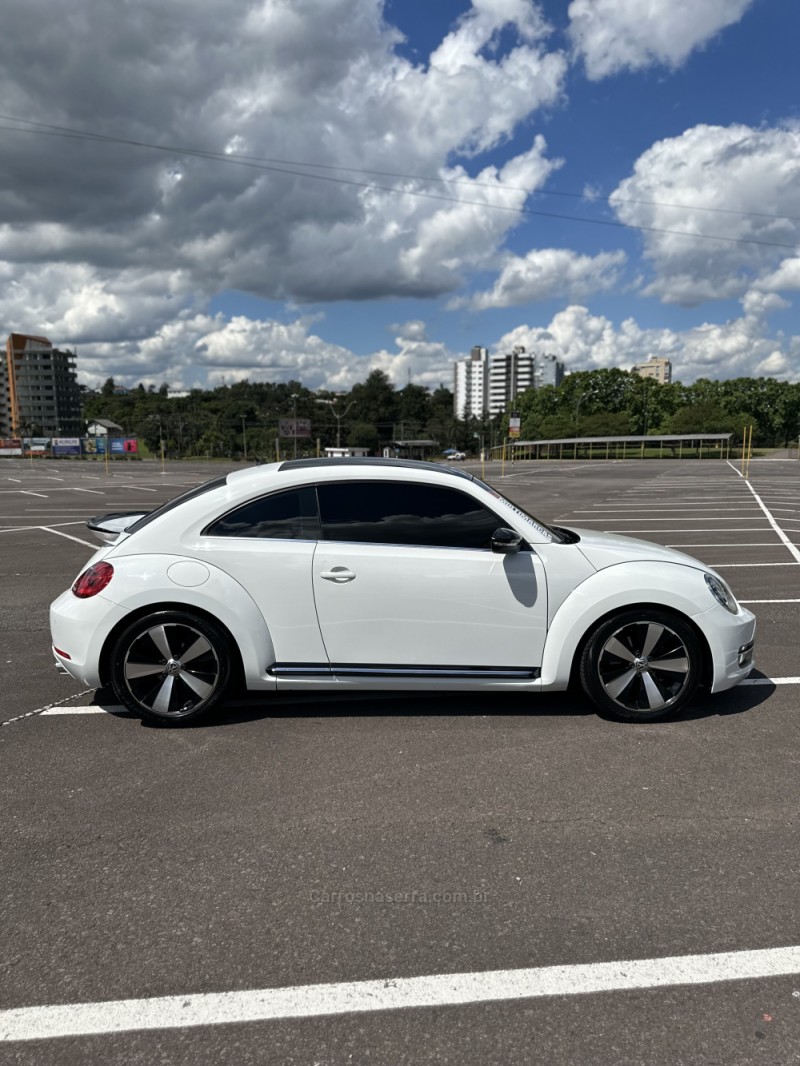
[268,663,541,680]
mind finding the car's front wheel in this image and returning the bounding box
[579,609,702,722]
[109,610,233,725]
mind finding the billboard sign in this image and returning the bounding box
[0,438,23,456]
[110,438,125,454]
[24,437,50,453]
[279,418,312,439]
[123,438,138,453]
[52,437,81,456]
[508,416,521,439]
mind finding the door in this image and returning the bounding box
[313,480,548,673]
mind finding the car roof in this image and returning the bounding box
[225,456,477,489]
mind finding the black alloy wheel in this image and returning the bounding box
[580,609,702,721]
[109,610,233,725]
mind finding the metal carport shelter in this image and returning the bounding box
[504,433,734,461]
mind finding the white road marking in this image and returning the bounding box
[605,528,768,534]
[740,599,800,603]
[38,527,96,548]
[738,480,800,565]
[40,705,128,715]
[7,477,21,482]
[665,543,780,548]
[0,690,94,728]
[73,488,104,494]
[0,522,86,534]
[566,517,772,523]
[568,507,761,513]
[710,562,799,568]
[741,676,800,685]
[2,945,799,1041]
[20,490,47,498]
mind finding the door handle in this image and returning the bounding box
[320,567,356,582]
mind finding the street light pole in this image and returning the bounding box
[241,415,248,461]
[316,398,354,451]
[291,394,298,459]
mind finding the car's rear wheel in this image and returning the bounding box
[579,609,701,722]
[109,610,233,725]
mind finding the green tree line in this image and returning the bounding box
[82,367,800,459]
[515,369,800,447]
[82,372,463,458]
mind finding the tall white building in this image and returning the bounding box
[454,346,564,418]
[453,346,489,420]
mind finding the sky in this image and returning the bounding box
[1,0,799,393]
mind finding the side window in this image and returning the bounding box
[204,486,320,540]
[317,481,503,550]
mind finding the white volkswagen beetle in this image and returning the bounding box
[50,458,755,726]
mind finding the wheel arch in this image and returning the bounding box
[567,601,713,691]
[99,602,246,690]
[540,562,717,690]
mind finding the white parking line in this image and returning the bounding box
[605,528,768,534]
[738,481,800,564]
[20,490,47,498]
[741,676,800,685]
[740,599,800,604]
[2,944,798,1041]
[570,507,762,513]
[665,543,780,548]
[39,705,127,715]
[711,562,799,568]
[0,521,86,534]
[568,517,773,523]
[38,527,96,548]
[73,488,104,494]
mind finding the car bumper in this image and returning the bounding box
[50,590,129,688]
[698,603,757,693]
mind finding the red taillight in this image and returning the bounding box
[54,647,71,660]
[72,561,114,598]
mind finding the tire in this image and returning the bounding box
[109,610,233,725]
[579,609,702,722]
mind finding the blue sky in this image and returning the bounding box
[1,0,798,391]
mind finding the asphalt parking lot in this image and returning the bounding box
[1,456,799,1064]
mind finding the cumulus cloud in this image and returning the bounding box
[65,310,457,394]
[0,0,567,321]
[568,0,754,80]
[495,304,800,383]
[456,247,626,308]
[610,123,800,305]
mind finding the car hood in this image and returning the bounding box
[565,526,707,572]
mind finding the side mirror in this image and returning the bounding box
[86,511,148,545]
[491,527,522,554]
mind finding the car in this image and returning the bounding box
[50,458,756,727]
[446,451,467,461]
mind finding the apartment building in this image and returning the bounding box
[631,357,672,384]
[1,333,83,436]
[454,345,564,418]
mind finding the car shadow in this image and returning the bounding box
[95,675,777,729]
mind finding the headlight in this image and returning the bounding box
[704,572,739,614]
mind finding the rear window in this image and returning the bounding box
[125,475,228,535]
